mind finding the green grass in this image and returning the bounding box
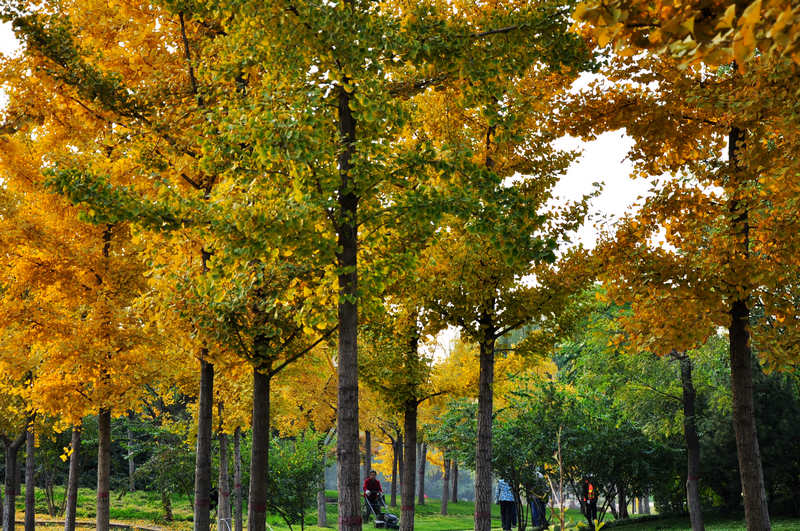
[12,487,800,531]
[15,485,194,527]
[614,514,800,530]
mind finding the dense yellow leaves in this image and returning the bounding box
[574,0,800,69]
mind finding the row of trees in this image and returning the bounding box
[0,0,798,531]
[429,298,800,530]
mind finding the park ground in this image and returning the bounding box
[9,486,800,530]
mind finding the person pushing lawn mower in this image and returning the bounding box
[362,470,399,529]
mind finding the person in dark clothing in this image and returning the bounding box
[363,470,383,517]
[582,477,598,526]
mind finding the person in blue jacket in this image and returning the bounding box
[495,478,517,531]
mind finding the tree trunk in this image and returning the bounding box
[24,427,35,531]
[127,418,135,492]
[161,490,173,522]
[248,366,270,531]
[363,430,371,481]
[441,458,450,516]
[452,460,458,503]
[64,425,81,531]
[390,437,398,507]
[417,443,426,505]
[474,326,495,531]
[679,355,705,531]
[218,415,232,531]
[96,409,111,531]
[317,483,328,529]
[397,434,404,496]
[729,298,770,531]
[318,428,335,528]
[233,427,243,531]
[335,42,361,525]
[617,484,628,519]
[194,358,214,531]
[400,400,417,531]
[727,126,770,531]
[4,433,25,531]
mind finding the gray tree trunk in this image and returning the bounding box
[363,431,372,480]
[678,355,705,531]
[233,427,243,531]
[335,50,361,528]
[727,127,770,531]
[248,367,270,531]
[452,460,458,503]
[127,418,135,492]
[474,327,496,531]
[397,434,404,499]
[96,409,111,531]
[64,425,81,531]
[441,458,450,516]
[400,400,417,531]
[618,484,628,519]
[194,358,214,531]
[417,443,427,505]
[390,437,398,507]
[318,428,335,528]
[24,427,35,531]
[3,433,25,531]
[218,412,231,531]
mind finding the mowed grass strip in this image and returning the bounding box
[16,487,800,531]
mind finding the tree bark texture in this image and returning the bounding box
[417,443,427,505]
[161,490,173,522]
[194,358,214,531]
[248,367,270,531]
[363,430,372,481]
[233,427,243,531]
[397,434,404,496]
[441,458,450,516]
[318,428,336,528]
[400,400,418,531]
[390,437,398,507]
[474,330,495,531]
[617,484,628,519]
[729,299,770,531]
[3,433,25,531]
[336,79,361,531]
[96,409,111,531]
[127,420,135,492]
[218,422,232,531]
[679,355,705,531]
[64,425,81,531]
[24,427,35,531]
[727,126,770,531]
[452,460,458,503]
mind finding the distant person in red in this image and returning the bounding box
[582,477,598,528]
[363,470,383,516]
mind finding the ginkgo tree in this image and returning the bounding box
[412,60,595,529]
[0,4,232,529]
[177,2,600,529]
[0,75,187,530]
[561,46,800,530]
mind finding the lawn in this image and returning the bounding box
[12,488,800,531]
[615,514,800,530]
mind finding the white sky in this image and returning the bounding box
[552,131,650,248]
